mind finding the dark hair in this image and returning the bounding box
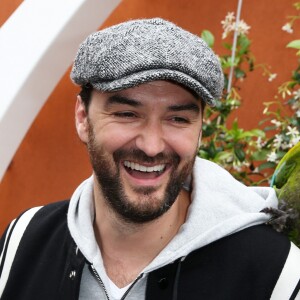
[79,84,93,110]
[200,99,206,114]
[78,82,206,114]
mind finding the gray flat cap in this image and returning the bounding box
[71,18,224,106]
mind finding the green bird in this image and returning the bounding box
[271,142,300,246]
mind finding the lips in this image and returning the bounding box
[123,160,167,180]
[124,161,165,172]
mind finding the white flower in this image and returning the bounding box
[285,126,300,147]
[233,164,242,172]
[203,118,211,125]
[291,101,300,110]
[268,73,277,82]
[273,134,283,148]
[286,125,300,136]
[282,23,293,34]
[267,151,277,162]
[291,136,300,146]
[237,20,251,35]
[270,119,282,128]
[296,110,300,118]
[293,89,300,99]
[226,12,235,22]
[221,12,250,39]
[232,160,249,172]
[221,12,235,29]
[222,24,235,39]
[225,155,234,164]
[281,89,292,99]
[281,142,290,150]
[256,137,264,149]
[253,167,259,174]
[222,32,228,39]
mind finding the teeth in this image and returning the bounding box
[124,161,165,172]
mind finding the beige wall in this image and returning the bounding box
[0,0,298,233]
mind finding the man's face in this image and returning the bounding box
[76,81,203,224]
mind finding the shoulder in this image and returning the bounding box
[147,225,300,299]
[0,200,70,258]
[0,200,73,299]
[0,200,66,256]
[5,200,70,238]
[0,200,70,267]
[0,200,70,247]
[182,225,298,298]
[25,199,70,229]
[10,200,70,245]
[186,224,290,273]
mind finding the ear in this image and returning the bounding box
[75,95,89,143]
[198,129,202,148]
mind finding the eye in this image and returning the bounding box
[113,111,137,118]
[169,116,190,124]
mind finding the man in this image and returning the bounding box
[0,18,299,300]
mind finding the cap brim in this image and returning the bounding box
[90,69,217,106]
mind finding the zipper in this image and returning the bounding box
[120,273,143,300]
[89,263,144,300]
[89,264,110,300]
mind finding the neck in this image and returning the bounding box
[93,180,190,287]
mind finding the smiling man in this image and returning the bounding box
[1,18,300,300]
[79,81,201,225]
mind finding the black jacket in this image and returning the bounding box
[0,200,299,300]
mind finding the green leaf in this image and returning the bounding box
[201,30,215,48]
[232,119,239,131]
[258,161,276,172]
[202,123,216,137]
[214,151,233,162]
[239,129,265,139]
[198,149,209,159]
[273,161,296,188]
[238,35,250,54]
[234,68,246,79]
[234,147,246,162]
[251,149,269,161]
[249,129,266,137]
[220,56,240,69]
[263,125,277,132]
[223,43,232,50]
[287,40,300,50]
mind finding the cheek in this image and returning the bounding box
[166,129,200,159]
[94,126,137,152]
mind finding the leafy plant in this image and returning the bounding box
[199,7,300,245]
[199,9,300,186]
[199,12,266,185]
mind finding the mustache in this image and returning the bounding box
[113,149,180,165]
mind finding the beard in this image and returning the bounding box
[87,123,196,224]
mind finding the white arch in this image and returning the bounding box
[0,0,121,181]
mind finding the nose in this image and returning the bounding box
[135,120,166,157]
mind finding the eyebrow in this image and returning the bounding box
[104,95,142,109]
[104,94,200,113]
[168,103,200,114]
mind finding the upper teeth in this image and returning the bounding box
[124,161,165,172]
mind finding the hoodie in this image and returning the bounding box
[67,157,278,299]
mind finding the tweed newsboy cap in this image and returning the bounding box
[71,18,224,106]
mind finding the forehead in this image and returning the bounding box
[92,80,201,109]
